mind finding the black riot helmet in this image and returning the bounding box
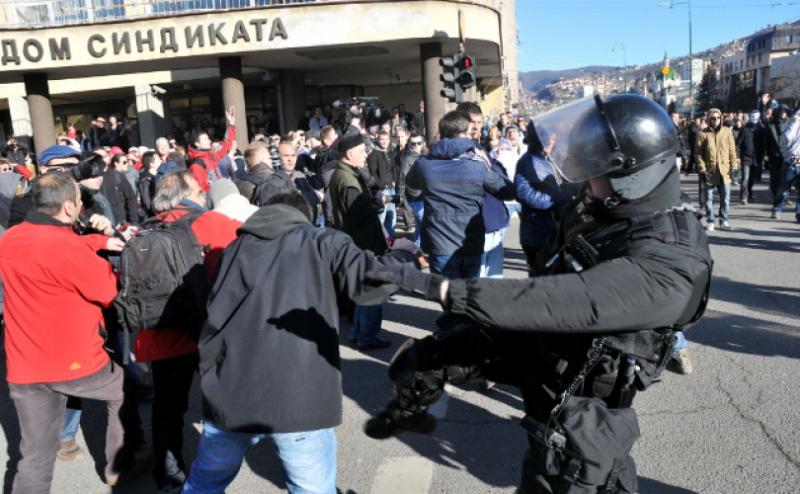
[531,94,678,200]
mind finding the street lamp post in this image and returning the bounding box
[658,0,694,118]
[612,42,628,92]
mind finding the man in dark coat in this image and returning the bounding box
[329,135,392,350]
[737,111,758,204]
[183,191,415,493]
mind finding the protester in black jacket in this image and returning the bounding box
[137,151,160,219]
[367,132,396,192]
[101,154,139,225]
[737,114,757,204]
[186,192,416,494]
[763,109,785,203]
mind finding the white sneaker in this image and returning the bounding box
[706,223,715,232]
[671,348,694,375]
[719,221,732,231]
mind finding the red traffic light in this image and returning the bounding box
[460,56,474,69]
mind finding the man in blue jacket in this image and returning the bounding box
[406,110,513,279]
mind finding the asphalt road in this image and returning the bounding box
[0,175,798,494]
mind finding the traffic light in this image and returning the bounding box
[440,55,462,103]
[458,53,477,90]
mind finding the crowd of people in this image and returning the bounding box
[672,90,800,229]
[0,89,795,494]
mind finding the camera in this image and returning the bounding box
[332,97,380,120]
[150,85,167,96]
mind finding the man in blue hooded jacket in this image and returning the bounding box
[406,110,513,279]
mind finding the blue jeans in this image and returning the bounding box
[704,182,731,223]
[408,200,424,247]
[430,254,481,279]
[351,304,383,346]
[772,165,800,216]
[184,422,336,494]
[480,228,507,279]
[61,407,81,442]
[504,201,522,217]
[672,330,688,354]
[378,188,397,239]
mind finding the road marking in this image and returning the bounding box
[369,456,434,494]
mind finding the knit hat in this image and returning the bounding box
[208,178,239,209]
[338,134,366,155]
[37,145,80,165]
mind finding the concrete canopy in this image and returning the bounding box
[0,1,503,84]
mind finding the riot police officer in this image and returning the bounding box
[364,94,713,494]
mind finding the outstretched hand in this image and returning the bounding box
[225,106,236,126]
[366,263,447,303]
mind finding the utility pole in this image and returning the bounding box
[658,0,694,117]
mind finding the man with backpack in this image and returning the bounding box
[188,106,237,193]
[120,170,241,492]
[234,141,282,203]
[236,141,295,206]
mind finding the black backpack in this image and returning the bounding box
[114,212,210,338]
[252,173,295,207]
[237,174,269,204]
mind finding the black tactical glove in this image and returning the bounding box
[366,263,446,302]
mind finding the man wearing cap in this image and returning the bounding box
[329,134,392,350]
[0,172,126,491]
[8,145,112,234]
[695,108,739,231]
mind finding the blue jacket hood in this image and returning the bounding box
[428,138,479,160]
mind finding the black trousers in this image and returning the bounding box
[522,244,544,277]
[150,352,198,485]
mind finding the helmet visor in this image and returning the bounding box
[532,96,620,183]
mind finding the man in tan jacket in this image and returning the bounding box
[695,108,739,231]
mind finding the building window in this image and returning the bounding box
[787,35,793,44]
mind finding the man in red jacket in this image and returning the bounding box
[135,170,241,491]
[188,106,237,193]
[0,173,125,492]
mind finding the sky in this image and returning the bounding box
[515,0,800,72]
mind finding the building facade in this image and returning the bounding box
[0,0,514,151]
[717,22,799,110]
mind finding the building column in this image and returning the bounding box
[219,56,249,150]
[278,70,306,135]
[8,96,33,150]
[23,73,56,153]
[135,85,166,149]
[420,43,448,146]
